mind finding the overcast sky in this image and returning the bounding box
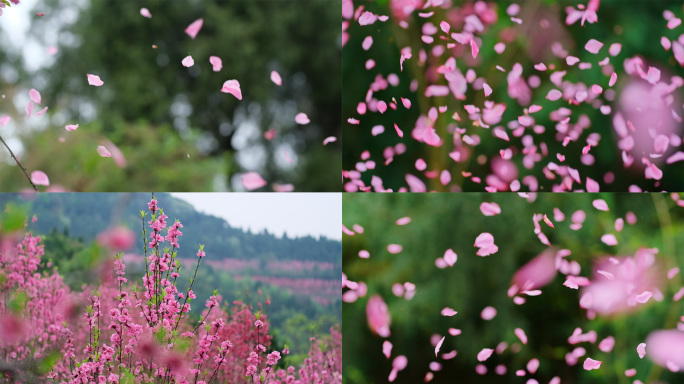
[171,193,341,240]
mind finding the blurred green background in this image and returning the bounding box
[343,0,684,191]
[343,192,684,383]
[0,0,341,191]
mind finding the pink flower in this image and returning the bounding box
[390,0,423,22]
[97,226,135,251]
[646,330,684,371]
[580,248,662,315]
[511,249,557,293]
[367,295,391,337]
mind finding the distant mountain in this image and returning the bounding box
[0,193,341,264]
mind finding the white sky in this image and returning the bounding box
[170,193,341,240]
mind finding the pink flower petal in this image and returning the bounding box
[87,74,104,86]
[30,171,49,186]
[221,80,242,100]
[645,330,684,369]
[140,8,151,18]
[477,348,494,362]
[295,113,310,125]
[185,18,203,39]
[97,145,112,157]
[481,306,497,320]
[480,202,501,216]
[270,70,282,86]
[546,89,562,101]
[435,336,445,357]
[583,357,602,370]
[443,249,457,266]
[483,83,492,97]
[592,199,609,211]
[637,342,647,358]
[585,39,604,54]
[470,38,479,59]
[387,244,403,254]
[396,217,411,225]
[601,234,618,246]
[383,341,393,359]
[441,307,458,317]
[367,295,391,337]
[515,328,528,344]
[26,101,34,117]
[322,136,336,145]
[29,88,41,104]
[35,106,48,116]
[209,56,222,72]
[0,115,10,126]
[65,124,79,131]
[181,55,194,67]
[241,172,267,191]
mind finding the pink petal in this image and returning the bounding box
[441,307,458,317]
[208,56,222,72]
[406,174,426,192]
[585,39,604,54]
[470,38,479,59]
[474,232,495,248]
[97,145,112,157]
[322,136,336,145]
[599,336,615,353]
[35,107,48,116]
[396,217,411,225]
[515,328,528,344]
[0,115,10,126]
[140,8,151,18]
[583,357,602,370]
[477,348,494,362]
[26,101,34,117]
[435,336,445,357]
[443,249,457,266]
[383,341,393,359]
[387,244,403,254]
[546,89,562,101]
[673,41,684,65]
[483,83,492,97]
[185,18,203,39]
[295,113,310,125]
[586,177,599,192]
[272,183,294,192]
[181,56,194,67]
[241,172,267,191]
[30,171,49,186]
[645,330,684,369]
[481,306,497,320]
[609,72,618,87]
[270,70,282,86]
[637,342,647,358]
[601,234,618,246]
[592,199,609,211]
[65,124,79,131]
[87,74,104,86]
[480,202,501,216]
[221,80,242,100]
[29,88,41,104]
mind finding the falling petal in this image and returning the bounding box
[435,336,445,357]
[323,136,337,145]
[241,172,267,191]
[221,80,242,100]
[65,124,79,131]
[30,171,49,186]
[477,348,494,362]
[185,18,203,39]
[181,55,194,67]
[87,74,104,86]
[25,101,34,117]
[97,145,112,157]
[295,113,310,125]
[209,56,222,72]
[441,307,458,317]
[480,202,501,216]
[28,89,41,104]
[270,70,282,86]
[140,8,151,18]
[583,358,602,370]
[585,39,604,54]
[35,107,48,116]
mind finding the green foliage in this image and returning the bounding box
[0,202,27,233]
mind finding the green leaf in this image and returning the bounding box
[8,291,27,314]
[1,203,27,232]
[1,0,11,8]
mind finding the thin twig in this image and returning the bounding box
[0,134,38,191]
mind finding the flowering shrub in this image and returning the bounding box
[343,192,684,383]
[343,0,684,192]
[0,197,341,383]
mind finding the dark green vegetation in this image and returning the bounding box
[0,193,341,364]
[343,193,684,383]
[1,0,341,191]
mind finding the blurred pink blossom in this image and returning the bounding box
[97,226,135,251]
[367,294,391,337]
[646,329,684,371]
[511,248,557,293]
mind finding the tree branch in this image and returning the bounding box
[0,134,38,191]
